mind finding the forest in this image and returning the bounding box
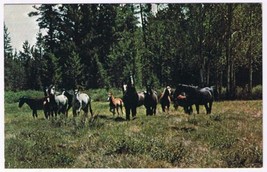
[4,3,262,100]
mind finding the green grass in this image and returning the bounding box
[5,98,262,168]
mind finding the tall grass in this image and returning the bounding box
[5,92,262,168]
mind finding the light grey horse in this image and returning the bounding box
[55,91,69,117]
[46,85,68,117]
[72,89,93,118]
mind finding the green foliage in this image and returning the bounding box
[4,4,262,100]
[252,85,262,99]
[5,90,44,104]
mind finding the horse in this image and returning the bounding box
[122,75,139,120]
[144,84,158,116]
[72,89,93,118]
[18,96,47,118]
[107,92,124,116]
[176,92,193,114]
[62,89,74,117]
[122,83,144,107]
[159,86,172,113]
[44,85,68,118]
[173,84,214,114]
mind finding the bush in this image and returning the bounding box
[252,85,262,99]
[5,90,44,104]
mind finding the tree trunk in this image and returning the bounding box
[199,4,205,87]
[140,4,147,49]
[248,41,253,94]
[226,4,233,99]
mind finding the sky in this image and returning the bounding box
[4,5,40,52]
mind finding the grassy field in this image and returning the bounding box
[5,98,262,168]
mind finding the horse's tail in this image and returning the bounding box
[89,101,93,116]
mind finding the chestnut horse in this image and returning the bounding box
[108,92,124,116]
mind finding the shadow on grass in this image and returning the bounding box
[94,114,126,122]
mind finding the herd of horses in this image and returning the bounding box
[18,76,217,121]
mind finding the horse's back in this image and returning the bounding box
[56,94,68,105]
[199,87,213,100]
[78,93,90,104]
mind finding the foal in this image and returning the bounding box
[108,92,124,116]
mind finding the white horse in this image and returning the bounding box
[45,85,68,117]
[72,89,93,118]
[55,91,69,117]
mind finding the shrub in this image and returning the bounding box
[251,85,262,99]
[5,90,44,104]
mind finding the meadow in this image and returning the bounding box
[4,90,262,168]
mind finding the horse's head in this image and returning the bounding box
[18,96,26,108]
[146,84,153,95]
[50,85,56,95]
[122,84,127,94]
[107,92,113,101]
[177,92,187,100]
[126,75,135,89]
[74,88,79,95]
[165,86,172,96]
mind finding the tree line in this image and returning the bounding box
[4,3,262,99]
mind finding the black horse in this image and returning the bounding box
[122,75,139,120]
[144,84,158,116]
[18,96,47,118]
[175,91,193,114]
[173,84,214,114]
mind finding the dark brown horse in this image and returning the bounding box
[122,75,139,120]
[144,84,158,116]
[108,92,124,116]
[159,86,172,114]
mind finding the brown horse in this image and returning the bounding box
[159,86,172,114]
[108,92,124,116]
[144,84,158,116]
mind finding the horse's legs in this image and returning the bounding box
[116,106,119,116]
[189,106,193,114]
[84,104,89,118]
[145,107,149,116]
[120,104,123,115]
[195,104,200,114]
[125,107,130,120]
[89,103,93,117]
[132,107,137,119]
[153,105,157,115]
[33,110,36,118]
[209,101,213,114]
[161,104,165,113]
[166,102,170,114]
[73,109,77,117]
[66,105,72,117]
[204,104,209,114]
